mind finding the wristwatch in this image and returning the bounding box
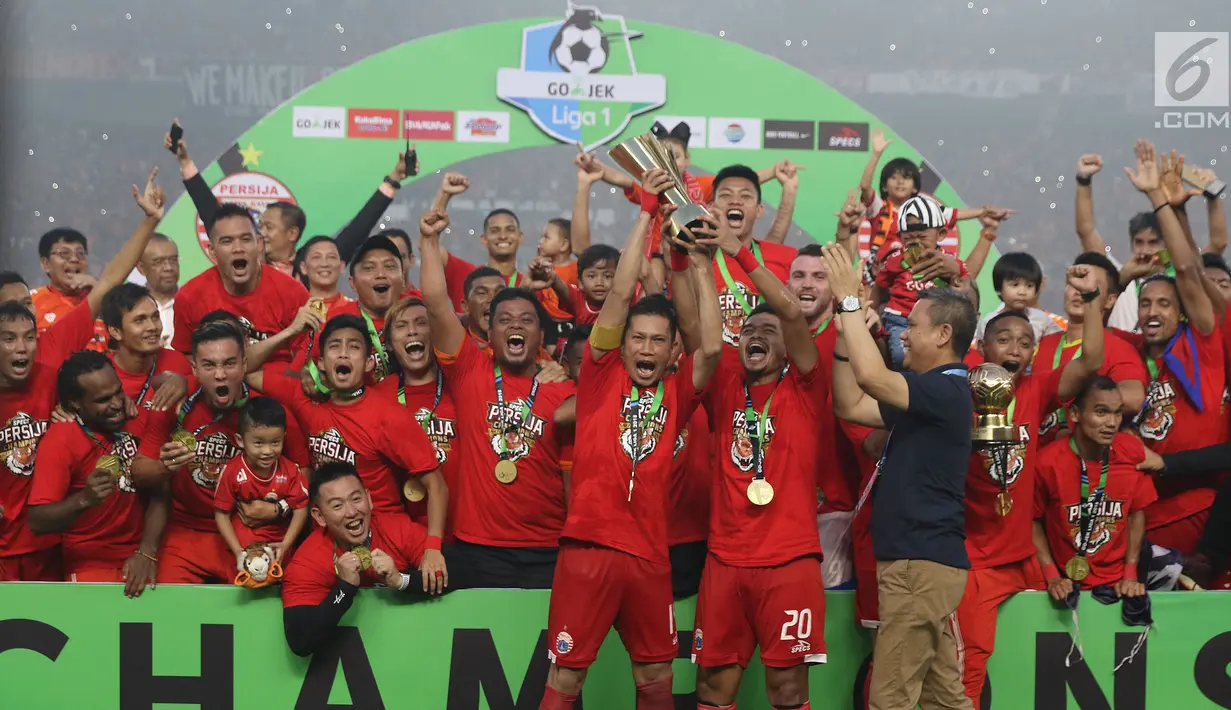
[836,295,862,314]
[383,175,402,190]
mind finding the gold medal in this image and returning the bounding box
[403,477,426,502]
[308,298,329,319]
[96,454,123,479]
[494,459,518,484]
[170,429,197,452]
[995,491,1013,517]
[746,478,775,506]
[352,546,373,571]
[1065,556,1090,582]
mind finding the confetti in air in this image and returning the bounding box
[266,22,272,29]
[890,44,896,51]
[981,146,988,153]
[52,183,58,190]
[785,40,791,46]
[1035,176,1042,183]
[1050,203,1057,209]
[989,48,995,54]
[983,170,990,176]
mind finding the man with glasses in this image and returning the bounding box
[133,234,180,347]
[32,228,109,352]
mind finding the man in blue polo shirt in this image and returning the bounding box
[824,234,976,710]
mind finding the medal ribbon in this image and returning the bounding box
[812,315,834,338]
[134,358,158,407]
[178,384,251,436]
[493,365,540,460]
[76,416,115,456]
[359,307,390,377]
[743,364,789,486]
[398,368,445,434]
[508,272,520,287]
[1068,437,1109,560]
[715,242,765,315]
[626,380,666,501]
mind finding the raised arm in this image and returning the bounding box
[590,170,663,360]
[1200,167,1228,255]
[762,162,800,245]
[963,218,999,280]
[570,149,604,255]
[835,190,863,258]
[685,247,724,391]
[1075,154,1107,255]
[1057,266,1109,401]
[165,122,220,229]
[89,169,165,316]
[1126,140,1217,334]
[247,303,323,373]
[859,130,892,205]
[336,154,412,261]
[417,210,466,354]
[665,220,702,354]
[825,243,901,422]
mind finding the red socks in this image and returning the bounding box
[636,676,674,710]
[540,685,578,710]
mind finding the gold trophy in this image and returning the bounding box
[608,133,711,240]
[170,429,197,453]
[969,363,1018,442]
[970,363,1020,516]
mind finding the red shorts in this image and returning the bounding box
[852,502,878,629]
[1148,510,1208,556]
[66,562,127,583]
[0,548,62,582]
[546,543,677,668]
[157,524,235,584]
[693,553,827,669]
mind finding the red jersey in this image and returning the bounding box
[139,383,310,533]
[965,367,1063,569]
[0,303,98,557]
[28,421,144,568]
[387,373,459,529]
[213,454,308,545]
[704,355,825,567]
[555,261,579,288]
[261,371,439,517]
[667,406,713,546]
[321,292,353,316]
[963,350,985,368]
[30,284,108,352]
[563,346,699,564]
[436,337,575,547]
[281,512,426,607]
[401,284,423,301]
[839,420,881,498]
[624,173,714,255]
[713,240,796,348]
[562,284,601,325]
[443,253,527,314]
[875,245,969,316]
[1035,330,1149,443]
[1033,433,1158,587]
[171,265,309,362]
[111,349,193,410]
[810,322,859,514]
[1132,325,1229,528]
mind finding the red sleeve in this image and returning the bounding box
[170,286,195,354]
[213,462,238,512]
[388,514,426,568]
[1104,335,1148,385]
[444,253,477,312]
[538,287,573,320]
[957,259,970,278]
[162,350,194,377]
[280,551,337,608]
[38,302,99,363]
[260,367,313,417]
[1130,473,1159,512]
[672,352,703,418]
[29,426,74,505]
[383,404,439,476]
[568,285,587,315]
[696,175,715,202]
[435,332,483,380]
[137,409,177,459]
[875,257,898,289]
[286,463,309,508]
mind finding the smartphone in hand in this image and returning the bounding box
[168,123,184,154]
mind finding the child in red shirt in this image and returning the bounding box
[214,397,309,578]
[874,195,969,369]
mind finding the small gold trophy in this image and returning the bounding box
[609,133,711,240]
[970,363,1020,516]
[171,429,197,453]
[96,454,123,479]
[969,364,1018,443]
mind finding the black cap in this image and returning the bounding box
[348,235,403,276]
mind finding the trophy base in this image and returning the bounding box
[666,204,712,242]
[973,425,1019,443]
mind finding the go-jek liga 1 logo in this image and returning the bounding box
[496,2,666,150]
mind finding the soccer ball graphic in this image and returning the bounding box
[549,12,610,74]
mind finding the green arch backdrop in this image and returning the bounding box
[160,12,998,308]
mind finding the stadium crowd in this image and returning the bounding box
[1,119,1229,710]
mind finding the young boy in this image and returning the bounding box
[873,195,971,369]
[538,218,579,287]
[974,252,1068,343]
[214,397,309,571]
